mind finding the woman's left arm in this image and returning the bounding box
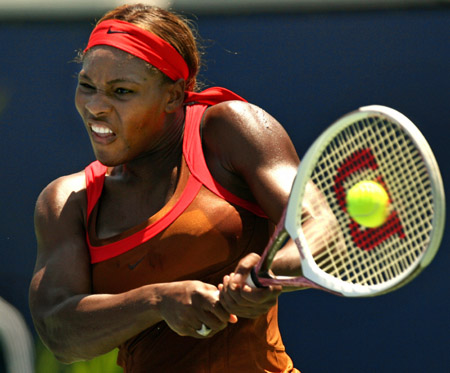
[203,101,334,317]
[202,101,299,224]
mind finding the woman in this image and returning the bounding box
[29,4,327,372]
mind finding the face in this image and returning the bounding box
[75,46,178,166]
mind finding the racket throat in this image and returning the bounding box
[258,229,290,274]
[248,267,273,288]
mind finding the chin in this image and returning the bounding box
[97,158,124,168]
[93,152,123,168]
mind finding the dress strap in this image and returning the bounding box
[86,173,202,263]
[85,160,107,221]
[183,104,267,218]
[85,159,202,263]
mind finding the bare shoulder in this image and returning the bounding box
[202,100,298,170]
[35,171,87,230]
[201,101,300,221]
[31,171,93,324]
[203,100,287,143]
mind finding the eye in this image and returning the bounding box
[78,82,95,91]
[115,87,133,95]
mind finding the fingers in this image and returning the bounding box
[230,253,261,287]
[161,281,237,338]
[196,304,231,333]
[219,272,282,319]
[191,288,238,338]
[190,306,235,338]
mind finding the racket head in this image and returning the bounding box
[280,105,445,296]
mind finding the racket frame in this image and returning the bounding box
[251,105,445,297]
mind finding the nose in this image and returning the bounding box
[84,91,112,117]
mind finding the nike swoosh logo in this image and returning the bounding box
[107,27,129,34]
[128,256,146,270]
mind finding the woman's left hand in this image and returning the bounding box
[219,253,282,319]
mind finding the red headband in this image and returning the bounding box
[84,19,247,105]
[84,19,189,82]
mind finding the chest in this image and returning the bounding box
[91,185,269,293]
[94,164,182,240]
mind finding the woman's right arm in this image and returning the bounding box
[29,173,231,363]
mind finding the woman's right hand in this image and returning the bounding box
[158,280,236,338]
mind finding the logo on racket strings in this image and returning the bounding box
[334,148,406,251]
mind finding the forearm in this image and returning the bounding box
[33,284,164,363]
[270,239,302,277]
[270,201,342,286]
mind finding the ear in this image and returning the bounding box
[165,79,186,113]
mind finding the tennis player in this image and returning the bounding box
[29,4,333,372]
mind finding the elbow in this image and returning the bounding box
[50,350,75,365]
[35,327,78,364]
[45,338,81,364]
[32,313,84,364]
[42,336,88,364]
[53,353,80,365]
[34,334,78,364]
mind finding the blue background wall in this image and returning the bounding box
[0,8,448,372]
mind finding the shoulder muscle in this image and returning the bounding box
[35,172,87,238]
[202,101,300,222]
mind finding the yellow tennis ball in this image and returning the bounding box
[346,181,390,228]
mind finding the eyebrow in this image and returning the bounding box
[78,71,142,85]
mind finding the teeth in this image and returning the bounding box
[91,124,113,134]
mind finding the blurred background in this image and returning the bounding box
[0,0,448,372]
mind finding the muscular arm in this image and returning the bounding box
[203,101,299,222]
[203,102,302,274]
[29,173,231,363]
[205,102,338,316]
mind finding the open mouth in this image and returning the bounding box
[90,123,116,144]
[91,124,114,136]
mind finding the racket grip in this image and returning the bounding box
[246,267,266,288]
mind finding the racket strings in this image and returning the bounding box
[302,115,435,286]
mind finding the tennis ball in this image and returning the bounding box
[346,181,390,228]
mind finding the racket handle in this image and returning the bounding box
[246,267,267,288]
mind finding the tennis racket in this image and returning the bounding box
[247,105,445,297]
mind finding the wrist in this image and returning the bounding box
[133,284,165,326]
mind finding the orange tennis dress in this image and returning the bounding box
[84,103,299,372]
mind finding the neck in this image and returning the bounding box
[111,107,185,184]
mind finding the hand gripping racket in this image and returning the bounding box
[248,105,445,297]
